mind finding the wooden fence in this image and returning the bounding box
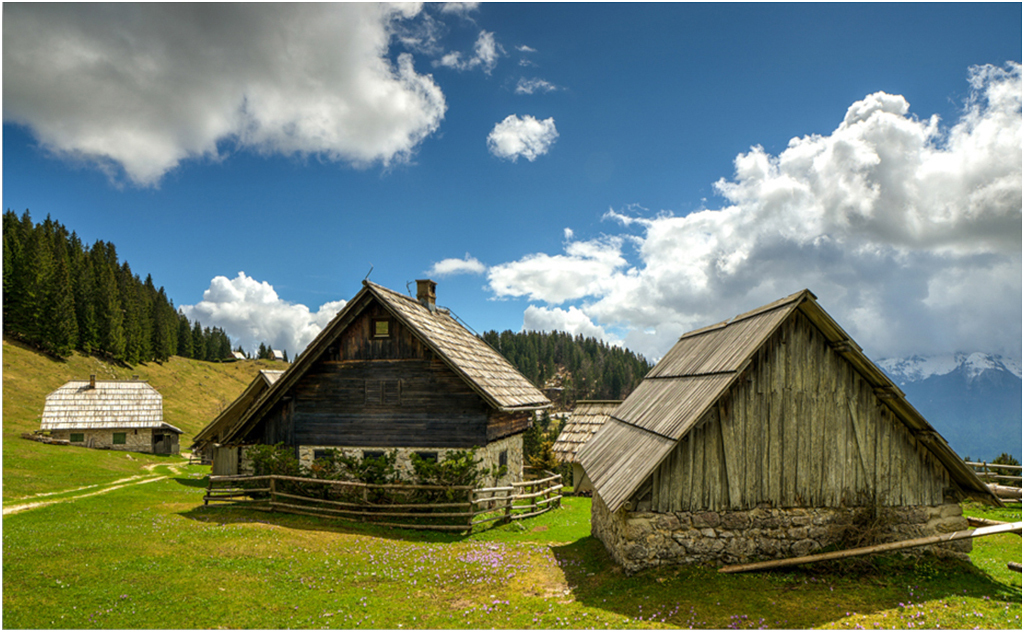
[204,470,562,533]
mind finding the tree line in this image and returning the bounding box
[480,329,653,406]
[3,209,232,363]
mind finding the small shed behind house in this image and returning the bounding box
[40,377,180,454]
[552,400,620,493]
[192,370,285,474]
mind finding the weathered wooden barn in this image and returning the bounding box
[576,290,999,572]
[552,400,620,493]
[200,280,550,483]
[40,376,181,454]
[192,369,284,474]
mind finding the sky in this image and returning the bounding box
[2,3,1021,363]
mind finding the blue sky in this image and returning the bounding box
[3,3,1021,362]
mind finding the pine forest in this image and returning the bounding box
[3,209,232,363]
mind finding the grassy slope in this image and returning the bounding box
[2,338,283,499]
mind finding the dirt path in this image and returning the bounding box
[2,475,168,516]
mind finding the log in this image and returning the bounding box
[987,484,1022,500]
[719,522,1024,574]
[1008,562,1022,573]
[966,516,1021,534]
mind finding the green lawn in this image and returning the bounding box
[2,460,1020,629]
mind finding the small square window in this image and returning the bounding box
[112,432,127,445]
[70,433,84,443]
[499,450,508,468]
[362,450,385,461]
[313,449,333,461]
[415,451,438,463]
[372,319,390,338]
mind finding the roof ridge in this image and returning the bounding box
[678,289,812,341]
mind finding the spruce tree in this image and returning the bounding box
[176,312,194,358]
[43,239,79,357]
[191,321,206,360]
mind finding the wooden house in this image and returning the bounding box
[552,400,620,493]
[40,376,181,454]
[198,279,550,483]
[192,369,284,474]
[577,290,999,571]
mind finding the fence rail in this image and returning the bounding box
[966,461,1023,484]
[203,470,562,533]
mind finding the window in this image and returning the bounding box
[313,449,333,461]
[112,432,127,445]
[362,450,385,461]
[372,318,391,338]
[365,380,402,405]
[70,433,84,443]
[414,451,438,463]
[499,450,508,468]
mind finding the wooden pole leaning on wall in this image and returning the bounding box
[719,522,1024,574]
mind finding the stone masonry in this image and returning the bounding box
[592,494,971,574]
[294,434,525,487]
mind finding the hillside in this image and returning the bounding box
[2,337,282,499]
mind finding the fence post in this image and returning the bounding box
[270,476,276,508]
[504,488,512,524]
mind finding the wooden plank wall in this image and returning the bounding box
[650,311,950,512]
[247,300,501,449]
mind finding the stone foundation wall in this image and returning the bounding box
[49,428,178,454]
[592,494,971,574]
[295,434,525,487]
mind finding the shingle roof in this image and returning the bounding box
[40,380,180,433]
[192,370,284,449]
[216,280,549,445]
[577,289,999,513]
[552,401,620,463]
[367,282,549,410]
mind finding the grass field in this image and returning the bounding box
[3,340,1021,629]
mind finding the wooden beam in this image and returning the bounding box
[719,522,1023,574]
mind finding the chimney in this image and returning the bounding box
[89,374,96,389]
[416,279,437,313]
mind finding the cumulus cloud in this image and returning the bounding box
[428,254,487,277]
[2,4,447,186]
[180,272,346,358]
[523,305,614,341]
[515,77,559,95]
[489,63,1022,361]
[487,114,559,162]
[435,30,501,74]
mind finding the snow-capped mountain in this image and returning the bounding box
[878,353,1022,463]
[878,353,1022,385]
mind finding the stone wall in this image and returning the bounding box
[295,434,525,487]
[591,494,971,574]
[49,427,178,454]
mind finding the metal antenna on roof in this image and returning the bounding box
[406,281,414,296]
[363,265,373,281]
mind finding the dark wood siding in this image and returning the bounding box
[647,310,951,511]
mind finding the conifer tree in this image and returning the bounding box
[192,321,206,360]
[176,312,194,358]
[43,238,78,357]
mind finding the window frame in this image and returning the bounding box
[112,432,127,445]
[70,432,85,443]
[371,318,392,339]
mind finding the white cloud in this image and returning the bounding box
[180,272,346,358]
[515,77,558,95]
[487,114,559,162]
[2,4,447,186]
[488,235,629,303]
[523,305,614,342]
[489,63,1022,362]
[428,254,487,277]
[434,30,501,75]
